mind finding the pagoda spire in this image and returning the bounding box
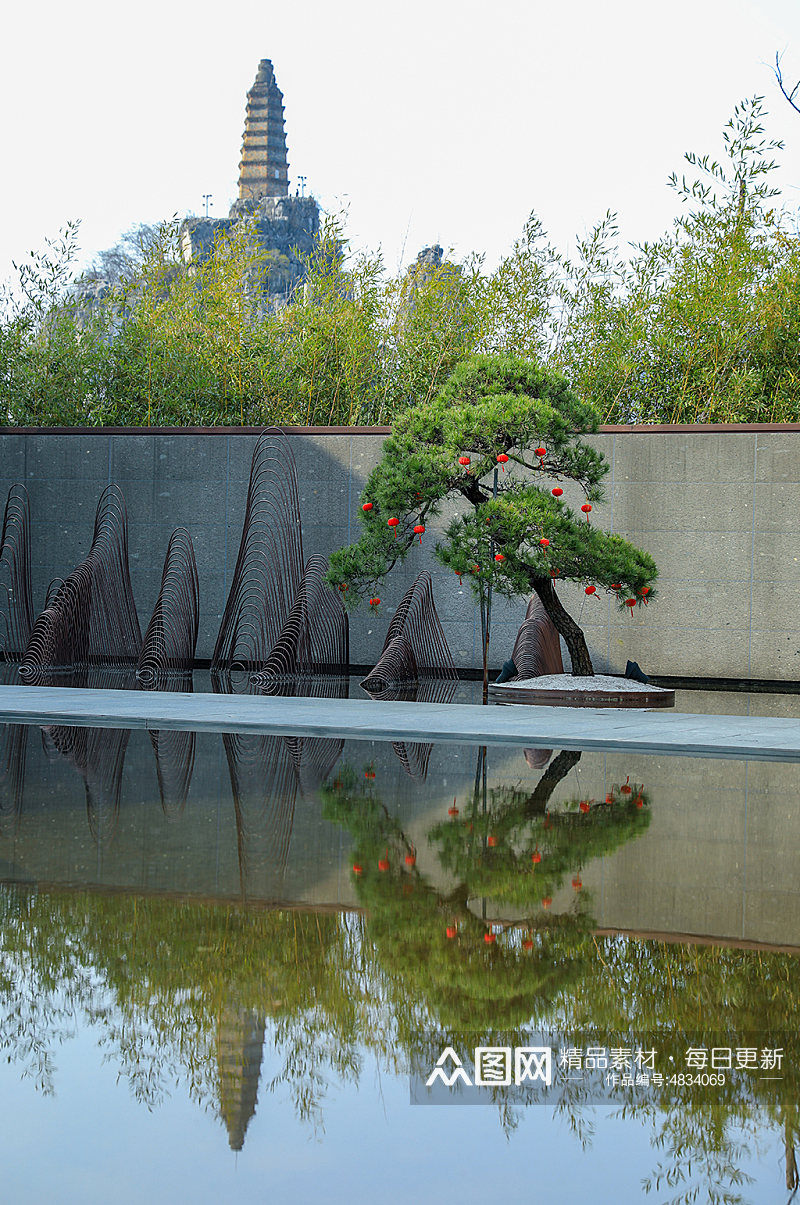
[237,59,289,202]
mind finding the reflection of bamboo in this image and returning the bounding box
[786,1115,799,1192]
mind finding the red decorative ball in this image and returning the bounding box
[484,932,496,944]
[378,858,389,872]
[539,538,550,547]
[458,456,471,467]
[523,938,534,950]
[352,864,362,875]
[532,851,541,864]
[369,597,381,608]
[362,502,373,511]
[494,553,505,562]
[405,853,416,866]
[585,585,596,595]
[413,524,425,535]
[625,598,637,608]
[551,487,563,497]
[496,453,509,464]
[387,517,398,528]
[487,835,498,847]
[579,801,590,813]
[535,446,547,458]
[446,926,457,939]
[542,897,552,909]
[572,877,582,890]
[581,503,592,514]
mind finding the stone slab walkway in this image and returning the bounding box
[0,685,797,761]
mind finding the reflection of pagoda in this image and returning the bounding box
[216,1006,266,1151]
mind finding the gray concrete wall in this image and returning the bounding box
[0,425,798,679]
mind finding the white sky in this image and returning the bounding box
[2,0,800,286]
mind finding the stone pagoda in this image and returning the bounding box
[180,58,321,308]
[235,59,289,204]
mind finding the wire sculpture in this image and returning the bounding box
[0,484,33,662]
[507,596,564,680]
[359,573,457,781]
[136,528,199,686]
[360,572,458,693]
[212,428,305,672]
[212,429,348,685]
[19,485,141,681]
[250,555,349,685]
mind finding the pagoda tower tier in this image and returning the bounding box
[238,59,289,201]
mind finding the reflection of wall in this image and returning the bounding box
[0,426,798,677]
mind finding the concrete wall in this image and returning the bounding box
[0,424,798,680]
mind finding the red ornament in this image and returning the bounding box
[542,897,552,909]
[523,938,534,950]
[532,850,541,864]
[551,487,563,497]
[605,793,614,804]
[446,926,457,939]
[458,456,471,471]
[535,446,547,459]
[496,453,509,472]
[494,553,505,562]
[610,584,622,590]
[584,585,596,596]
[641,586,650,594]
[338,583,348,594]
[364,769,375,779]
[362,502,373,511]
[369,597,380,608]
[572,876,582,890]
[620,777,632,795]
[455,570,463,583]
[413,523,425,544]
[635,796,644,809]
[387,517,399,538]
[487,835,498,847]
[405,851,416,866]
[579,801,590,813]
[484,932,496,944]
[581,503,592,520]
[625,598,637,609]
[378,852,389,872]
[539,537,550,548]
[448,799,459,817]
[352,863,362,876]
[471,564,480,574]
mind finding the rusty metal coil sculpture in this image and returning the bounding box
[212,428,305,672]
[360,572,457,693]
[250,555,349,685]
[508,596,564,680]
[0,484,33,662]
[19,485,141,681]
[136,528,199,686]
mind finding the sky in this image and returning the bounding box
[2,0,800,289]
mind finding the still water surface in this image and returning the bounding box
[1,684,799,1203]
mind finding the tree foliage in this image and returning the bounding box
[326,353,658,674]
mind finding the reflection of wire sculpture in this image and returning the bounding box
[0,484,33,662]
[0,722,28,834]
[41,721,131,846]
[212,429,348,683]
[137,529,199,685]
[20,486,141,681]
[143,671,196,819]
[360,572,457,693]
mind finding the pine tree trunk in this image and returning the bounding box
[530,575,595,676]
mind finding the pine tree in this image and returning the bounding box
[326,354,658,675]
